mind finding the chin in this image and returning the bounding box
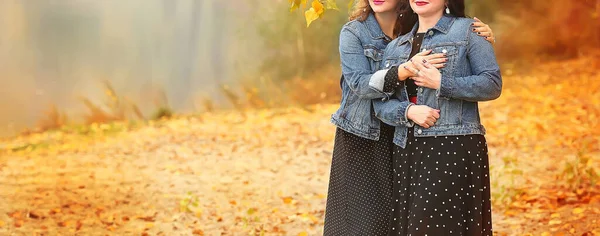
[414,8,442,16]
[371,6,395,13]
[413,9,429,15]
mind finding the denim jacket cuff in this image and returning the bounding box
[403,103,415,127]
[437,75,454,99]
[368,69,390,93]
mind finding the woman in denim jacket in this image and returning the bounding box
[371,0,501,235]
[324,0,495,234]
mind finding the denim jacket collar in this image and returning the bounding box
[397,14,456,45]
[364,13,387,40]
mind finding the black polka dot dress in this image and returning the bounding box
[324,124,395,235]
[388,128,493,236]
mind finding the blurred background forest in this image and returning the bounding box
[0,0,599,137]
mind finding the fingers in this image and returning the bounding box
[426,116,436,124]
[412,59,428,71]
[472,25,491,34]
[471,22,486,28]
[415,49,432,56]
[423,60,436,70]
[473,16,482,23]
[424,58,446,64]
[421,60,431,69]
[432,63,446,69]
[410,106,441,129]
[403,64,419,76]
[423,58,447,69]
[431,110,440,119]
[420,116,438,128]
[423,53,447,60]
[476,31,491,37]
[428,109,439,120]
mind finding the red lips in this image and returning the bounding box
[415,1,428,6]
[373,0,385,5]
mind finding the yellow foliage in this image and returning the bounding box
[305,0,325,27]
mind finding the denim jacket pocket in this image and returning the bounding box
[424,44,462,125]
[364,47,383,71]
[436,98,463,125]
[430,44,459,77]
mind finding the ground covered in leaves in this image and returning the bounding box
[1,55,600,235]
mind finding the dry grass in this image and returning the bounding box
[217,66,342,111]
[35,104,69,133]
[29,81,174,136]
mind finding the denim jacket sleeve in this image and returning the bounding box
[339,26,393,100]
[437,28,502,102]
[372,98,415,127]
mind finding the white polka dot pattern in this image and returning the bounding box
[324,125,395,235]
[389,128,493,236]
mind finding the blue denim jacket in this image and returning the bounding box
[373,15,502,148]
[330,13,401,140]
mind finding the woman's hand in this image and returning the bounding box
[407,105,440,128]
[472,17,495,44]
[398,50,446,81]
[405,59,442,90]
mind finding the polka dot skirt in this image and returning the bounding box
[324,124,395,236]
[389,128,493,236]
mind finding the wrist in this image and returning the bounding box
[397,63,411,81]
[406,105,415,120]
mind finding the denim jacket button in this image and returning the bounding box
[442,49,448,54]
[417,129,423,134]
[428,31,434,36]
[385,62,390,68]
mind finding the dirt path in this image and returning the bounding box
[0,107,339,235]
[1,56,600,235]
[0,103,598,235]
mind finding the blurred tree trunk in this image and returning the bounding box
[210,2,225,85]
[172,0,201,111]
[163,0,176,20]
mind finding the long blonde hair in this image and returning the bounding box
[348,0,405,37]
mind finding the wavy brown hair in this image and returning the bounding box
[348,0,406,38]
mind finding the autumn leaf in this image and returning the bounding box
[305,0,325,27]
[548,219,562,225]
[289,0,307,12]
[312,0,324,14]
[326,0,339,10]
[282,196,294,204]
[247,208,257,215]
[58,221,69,227]
[14,220,23,228]
[298,232,308,236]
[572,207,585,214]
[305,8,320,27]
